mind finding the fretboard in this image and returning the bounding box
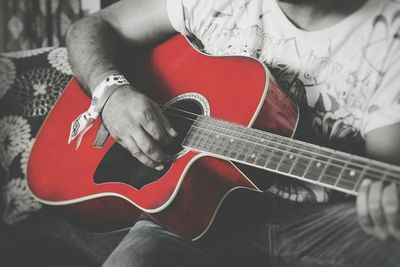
[182,116,400,195]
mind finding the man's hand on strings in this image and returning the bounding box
[357,180,400,240]
[102,85,178,170]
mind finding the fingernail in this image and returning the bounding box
[169,128,178,137]
[156,165,164,171]
[361,179,372,186]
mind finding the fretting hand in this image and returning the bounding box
[357,179,400,240]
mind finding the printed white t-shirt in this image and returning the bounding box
[166,0,400,202]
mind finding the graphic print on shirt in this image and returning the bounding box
[171,0,400,202]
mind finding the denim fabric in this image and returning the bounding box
[270,200,400,267]
[103,194,400,267]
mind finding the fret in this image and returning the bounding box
[212,119,227,153]
[244,131,264,164]
[247,143,266,165]
[228,126,246,159]
[318,156,337,186]
[220,138,236,157]
[245,144,263,164]
[290,143,312,177]
[353,164,368,192]
[263,135,280,169]
[319,154,344,186]
[185,116,204,148]
[254,135,273,166]
[290,153,312,177]
[187,117,400,195]
[319,151,354,187]
[183,119,203,148]
[336,157,365,191]
[334,163,348,188]
[229,128,246,159]
[242,130,257,163]
[183,129,196,148]
[265,136,288,170]
[213,121,231,155]
[301,152,316,179]
[206,119,225,153]
[287,146,302,175]
[277,142,296,174]
[304,148,330,181]
[353,161,400,191]
[221,123,241,157]
[254,148,270,167]
[204,118,222,152]
[193,118,212,151]
[236,128,254,162]
[252,134,269,165]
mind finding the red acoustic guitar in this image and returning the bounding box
[27,35,400,240]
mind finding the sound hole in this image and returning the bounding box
[93,98,203,190]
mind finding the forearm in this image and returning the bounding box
[66,0,175,96]
[64,0,177,169]
[66,15,121,96]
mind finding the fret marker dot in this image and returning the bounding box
[349,170,356,177]
[316,162,322,168]
[260,138,265,143]
[230,139,234,143]
[289,154,294,159]
[251,153,256,158]
[216,135,220,139]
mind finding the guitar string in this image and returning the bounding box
[161,109,400,186]
[162,105,400,175]
[163,110,400,188]
[163,110,400,191]
[163,105,400,176]
[162,105,370,165]
[163,105,399,172]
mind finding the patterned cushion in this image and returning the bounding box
[0,47,72,224]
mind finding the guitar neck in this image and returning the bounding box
[182,116,400,195]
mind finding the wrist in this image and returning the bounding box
[68,74,129,146]
[102,84,132,113]
[92,74,129,113]
[89,70,120,94]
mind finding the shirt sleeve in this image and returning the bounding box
[360,65,400,137]
[166,0,226,37]
[166,0,189,35]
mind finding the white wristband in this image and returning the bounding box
[68,74,129,148]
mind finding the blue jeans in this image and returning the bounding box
[103,193,400,267]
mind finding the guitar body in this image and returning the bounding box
[27,35,298,240]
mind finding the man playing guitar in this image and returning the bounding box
[66,0,400,266]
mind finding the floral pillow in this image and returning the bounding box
[0,47,72,224]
